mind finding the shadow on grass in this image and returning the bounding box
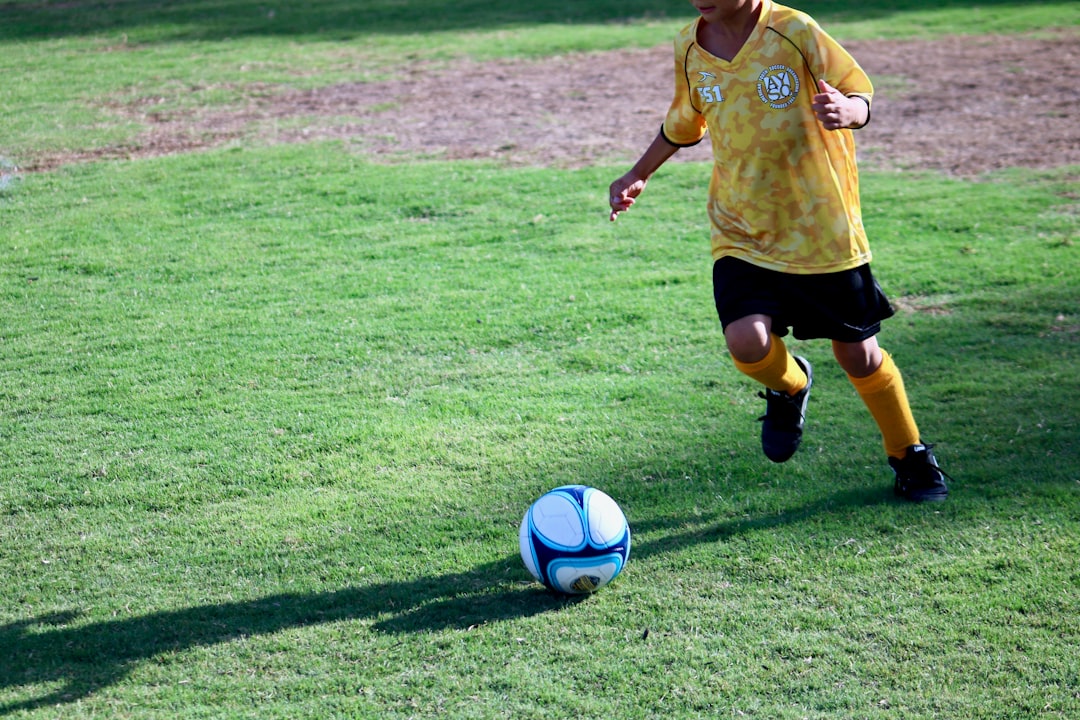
[0,556,563,714]
[0,484,891,714]
[0,0,1033,42]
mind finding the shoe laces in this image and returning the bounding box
[757,388,805,424]
[893,443,954,484]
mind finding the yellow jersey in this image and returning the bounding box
[663,0,874,274]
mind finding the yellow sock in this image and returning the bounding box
[847,349,920,459]
[732,334,807,395]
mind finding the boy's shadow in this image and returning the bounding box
[0,556,568,715]
[0,485,889,714]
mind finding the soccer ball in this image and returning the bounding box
[519,485,631,594]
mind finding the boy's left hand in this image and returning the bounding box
[812,79,868,130]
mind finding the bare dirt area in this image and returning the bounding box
[29,31,1080,176]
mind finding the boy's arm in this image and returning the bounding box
[608,130,681,222]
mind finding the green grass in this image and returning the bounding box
[1,144,1077,718]
[2,1,1079,717]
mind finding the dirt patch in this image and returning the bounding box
[25,30,1080,175]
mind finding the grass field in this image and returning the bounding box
[2,1,1078,718]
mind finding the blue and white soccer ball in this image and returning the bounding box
[519,485,631,594]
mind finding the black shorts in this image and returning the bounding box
[712,256,896,343]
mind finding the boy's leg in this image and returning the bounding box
[728,320,812,462]
[835,341,918,458]
[712,261,811,463]
[728,319,807,395]
[837,340,948,501]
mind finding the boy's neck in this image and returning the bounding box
[697,1,763,60]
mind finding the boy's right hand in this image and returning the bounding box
[608,174,647,222]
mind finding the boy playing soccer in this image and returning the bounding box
[608,0,949,501]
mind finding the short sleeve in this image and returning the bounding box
[801,19,873,106]
[662,34,709,146]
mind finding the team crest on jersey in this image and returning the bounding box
[757,64,800,109]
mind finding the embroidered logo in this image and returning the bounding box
[698,71,717,82]
[757,64,800,109]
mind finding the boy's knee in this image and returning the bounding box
[724,315,773,363]
[833,338,882,378]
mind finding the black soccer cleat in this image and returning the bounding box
[757,356,812,463]
[889,443,950,502]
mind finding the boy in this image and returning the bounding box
[608,0,949,501]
